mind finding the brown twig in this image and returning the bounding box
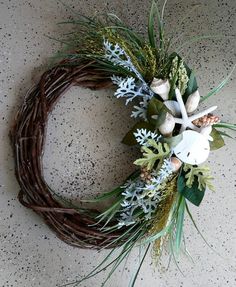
[10,59,127,249]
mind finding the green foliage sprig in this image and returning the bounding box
[183,164,215,191]
[134,140,170,170]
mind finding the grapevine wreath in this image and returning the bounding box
[10,1,236,286]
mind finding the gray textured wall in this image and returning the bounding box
[0,0,236,286]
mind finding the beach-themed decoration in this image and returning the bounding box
[10,1,236,286]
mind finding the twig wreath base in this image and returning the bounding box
[10,60,126,249]
[9,1,236,285]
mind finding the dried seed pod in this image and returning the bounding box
[150,78,170,101]
[140,168,152,182]
[158,113,175,136]
[192,113,220,127]
[185,90,200,114]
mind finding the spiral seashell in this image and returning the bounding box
[185,90,200,114]
[170,157,182,172]
[150,78,170,101]
[158,112,175,136]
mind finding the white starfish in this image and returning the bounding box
[173,88,217,133]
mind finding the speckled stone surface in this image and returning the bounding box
[0,0,236,286]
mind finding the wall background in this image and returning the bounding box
[0,0,236,286]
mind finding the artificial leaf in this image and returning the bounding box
[182,70,198,103]
[148,0,163,49]
[147,97,170,127]
[168,52,181,100]
[162,134,183,148]
[174,195,185,255]
[134,142,170,170]
[148,0,157,48]
[218,131,233,139]
[122,121,155,146]
[214,122,236,132]
[177,171,205,207]
[200,65,235,102]
[210,127,225,150]
[168,52,198,102]
[183,164,215,192]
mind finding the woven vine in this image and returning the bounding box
[10,59,130,249]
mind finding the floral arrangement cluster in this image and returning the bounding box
[49,1,235,286]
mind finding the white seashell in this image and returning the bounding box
[158,113,175,136]
[150,78,170,101]
[164,100,181,116]
[173,130,210,165]
[200,125,213,141]
[185,90,201,114]
[170,157,182,172]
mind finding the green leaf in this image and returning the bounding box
[175,195,185,255]
[122,121,155,146]
[213,122,236,132]
[128,244,151,287]
[177,171,205,206]
[200,65,236,102]
[134,142,170,170]
[162,134,183,148]
[218,130,233,139]
[167,52,181,100]
[167,52,198,102]
[148,1,157,48]
[182,70,198,102]
[148,1,163,48]
[210,127,225,150]
[183,164,215,192]
[147,97,170,127]
[185,202,222,257]
[176,34,225,54]
[140,221,173,245]
[81,186,122,203]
